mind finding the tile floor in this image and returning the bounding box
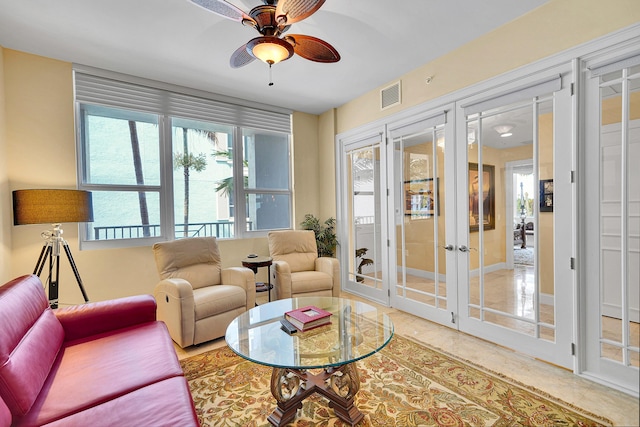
[175,290,640,426]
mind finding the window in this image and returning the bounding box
[243,128,291,231]
[171,119,236,239]
[75,69,291,248]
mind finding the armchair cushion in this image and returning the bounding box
[193,285,246,320]
[154,236,222,289]
[268,230,317,272]
[289,271,333,294]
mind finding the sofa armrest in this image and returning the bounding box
[55,295,157,342]
[272,260,292,300]
[316,257,341,297]
[222,267,256,309]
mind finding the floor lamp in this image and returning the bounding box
[13,189,93,308]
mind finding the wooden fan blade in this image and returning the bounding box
[275,0,325,25]
[190,0,253,23]
[230,43,255,68]
[284,34,340,63]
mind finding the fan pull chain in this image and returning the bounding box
[268,61,274,86]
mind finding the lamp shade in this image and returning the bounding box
[13,189,94,225]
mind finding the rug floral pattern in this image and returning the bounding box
[180,334,610,427]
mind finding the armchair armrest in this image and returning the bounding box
[272,260,292,300]
[222,267,256,309]
[153,278,196,348]
[155,278,195,300]
[316,257,341,297]
[55,294,157,342]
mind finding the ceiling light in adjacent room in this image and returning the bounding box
[468,130,476,145]
[494,124,514,137]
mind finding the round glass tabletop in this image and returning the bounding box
[225,297,394,370]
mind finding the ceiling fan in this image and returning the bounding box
[190,0,340,70]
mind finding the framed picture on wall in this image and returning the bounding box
[404,178,439,219]
[540,179,554,212]
[469,163,495,232]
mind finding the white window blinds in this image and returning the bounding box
[74,70,291,134]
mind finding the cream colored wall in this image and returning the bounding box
[291,111,320,226]
[0,46,10,281]
[332,0,640,134]
[318,109,337,221]
[1,49,316,302]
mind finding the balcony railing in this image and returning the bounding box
[93,220,249,240]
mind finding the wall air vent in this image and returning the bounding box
[380,81,401,110]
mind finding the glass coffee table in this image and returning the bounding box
[225,297,394,426]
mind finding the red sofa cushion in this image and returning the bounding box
[0,276,64,418]
[15,322,184,426]
[37,377,198,427]
[55,294,157,341]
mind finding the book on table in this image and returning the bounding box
[284,305,332,331]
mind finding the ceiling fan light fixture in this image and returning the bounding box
[494,124,515,138]
[247,37,293,65]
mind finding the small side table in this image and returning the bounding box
[241,256,273,303]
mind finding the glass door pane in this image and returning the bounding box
[392,126,449,319]
[344,139,386,303]
[598,65,640,368]
[584,56,640,395]
[459,84,573,368]
[466,100,555,336]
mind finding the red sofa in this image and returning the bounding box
[0,275,199,427]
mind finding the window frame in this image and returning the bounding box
[74,67,292,250]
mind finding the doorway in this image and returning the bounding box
[506,163,536,267]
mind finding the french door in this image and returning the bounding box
[455,75,575,369]
[387,112,458,325]
[339,74,575,369]
[583,54,640,394]
[341,133,388,304]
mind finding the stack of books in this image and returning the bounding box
[284,305,332,332]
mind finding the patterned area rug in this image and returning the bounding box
[513,247,534,266]
[180,335,610,426]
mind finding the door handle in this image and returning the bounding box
[442,244,455,251]
[458,245,477,253]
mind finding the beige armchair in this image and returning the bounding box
[152,237,255,348]
[268,230,340,300]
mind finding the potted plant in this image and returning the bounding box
[300,214,337,257]
[355,248,374,282]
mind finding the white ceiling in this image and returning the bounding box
[0,0,547,115]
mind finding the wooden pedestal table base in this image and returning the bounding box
[267,362,363,426]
